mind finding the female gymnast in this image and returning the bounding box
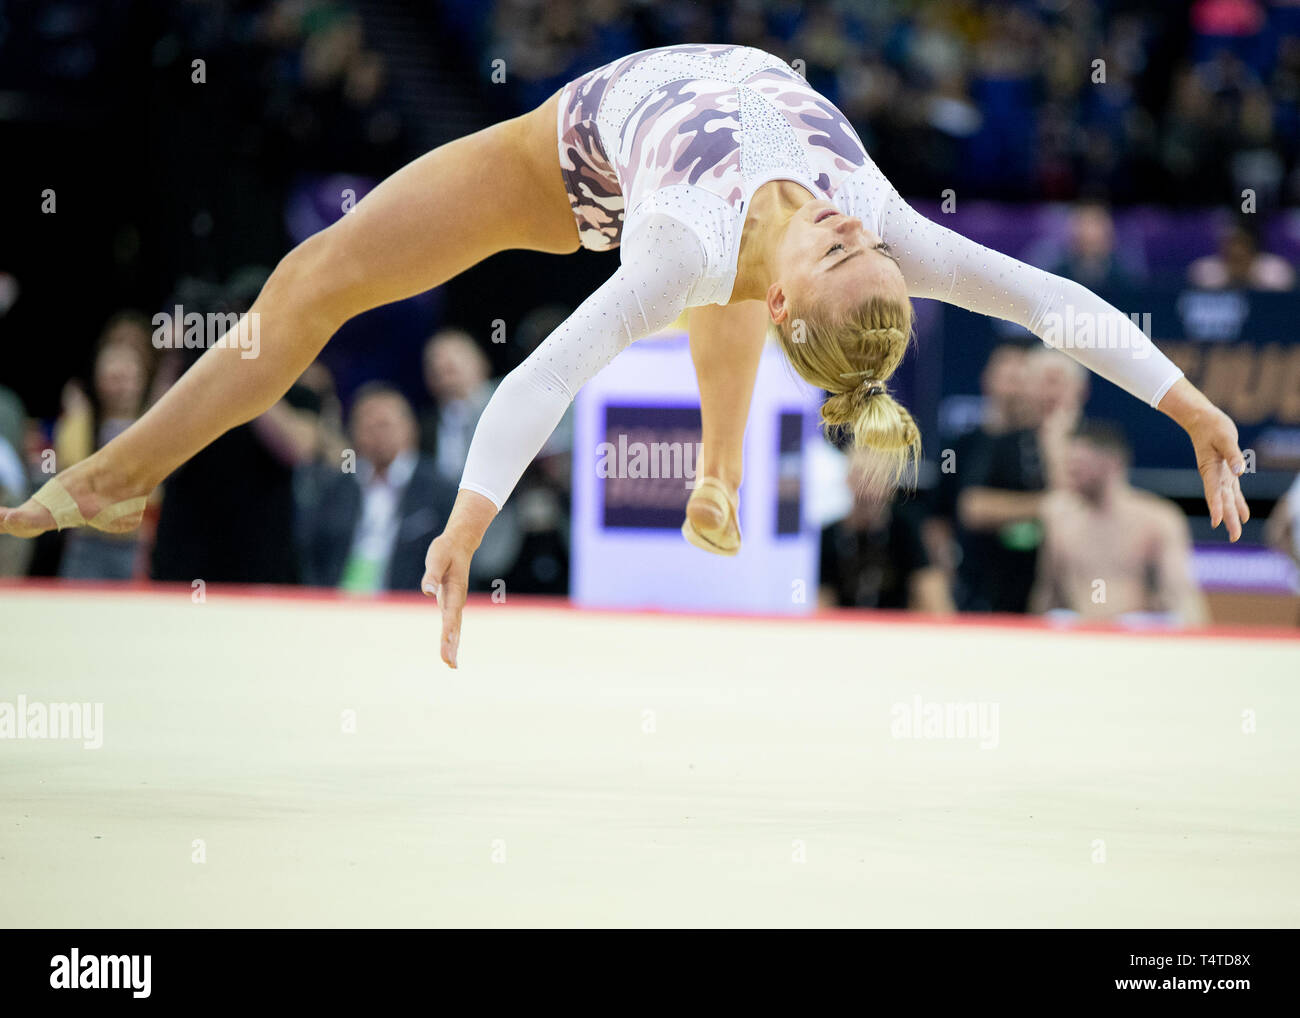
[1,44,1250,667]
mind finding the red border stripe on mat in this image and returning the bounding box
[2,579,1298,643]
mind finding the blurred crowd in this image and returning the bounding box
[146,0,411,283]
[3,0,1299,623]
[0,302,573,596]
[470,0,1300,206]
[821,343,1215,626]
[3,249,1297,627]
[154,0,408,178]
[812,199,1295,626]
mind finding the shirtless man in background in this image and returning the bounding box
[1032,420,1208,626]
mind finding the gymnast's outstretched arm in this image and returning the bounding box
[864,169,1250,542]
[423,215,706,666]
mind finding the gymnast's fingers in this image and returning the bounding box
[439,574,467,669]
[421,542,445,597]
[1221,473,1243,543]
[1199,464,1223,531]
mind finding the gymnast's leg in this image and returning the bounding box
[683,300,768,553]
[1,95,579,537]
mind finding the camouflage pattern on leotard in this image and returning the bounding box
[556,43,869,252]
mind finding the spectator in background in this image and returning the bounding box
[0,379,30,574]
[53,316,153,466]
[1188,221,1297,290]
[821,449,954,614]
[489,0,591,110]
[300,383,456,593]
[497,304,576,595]
[953,347,1088,613]
[419,327,524,589]
[0,383,25,461]
[1026,348,1090,491]
[419,328,496,485]
[53,319,153,580]
[466,0,1300,207]
[334,49,406,175]
[1265,472,1300,570]
[953,346,1051,614]
[295,359,349,466]
[1032,421,1208,627]
[151,283,322,585]
[289,358,349,574]
[1045,201,1143,292]
[1161,65,1230,205]
[0,431,29,577]
[926,341,1030,584]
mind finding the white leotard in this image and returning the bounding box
[460,45,1183,510]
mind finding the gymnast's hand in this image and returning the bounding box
[1159,378,1250,542]
[1187,407,1250,542]
[421,534,471,668]
[422,490,497,668]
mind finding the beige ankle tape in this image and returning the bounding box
[31,478,145,531]
[31,478,84,530]
[89,497,147,529]
[691,476,738,514]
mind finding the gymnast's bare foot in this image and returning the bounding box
[0,454,150,538]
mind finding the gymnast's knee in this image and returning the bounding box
[261,227,369,331]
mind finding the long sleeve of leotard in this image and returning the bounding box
[860,167,1184,407]
[458,215,705,510]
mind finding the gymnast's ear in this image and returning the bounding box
[766,282,789,325]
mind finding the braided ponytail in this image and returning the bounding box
[774,298,920,495]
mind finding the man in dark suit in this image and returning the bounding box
[418,328,496,483]
[301,382,456,593]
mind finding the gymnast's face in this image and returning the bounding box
[766,201,907,324]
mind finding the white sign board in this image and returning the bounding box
[571,331,823,614]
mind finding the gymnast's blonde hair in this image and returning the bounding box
[773,293,919,496]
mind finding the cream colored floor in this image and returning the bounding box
[1,587,1297,928]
